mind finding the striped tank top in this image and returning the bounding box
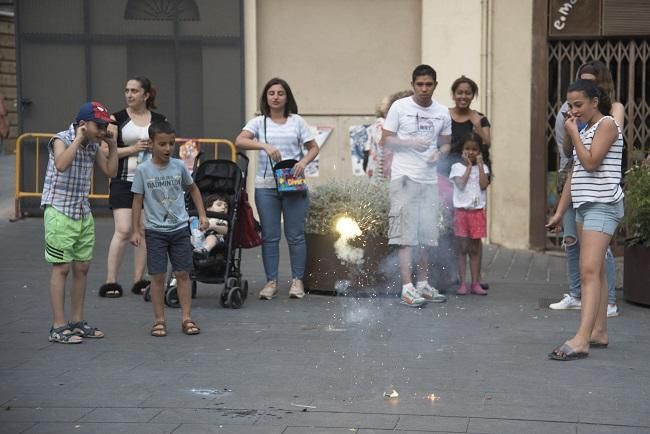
[571,115,624,208]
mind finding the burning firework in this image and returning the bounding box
[334,216,364,265]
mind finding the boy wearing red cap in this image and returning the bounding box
[41,101,119,343]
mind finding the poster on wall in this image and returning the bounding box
[178,139,200,174]
[305,126,333,177]
[349,124,370,176]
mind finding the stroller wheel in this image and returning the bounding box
[219,288,229,308]
[165,287,180,308]
[225,277,239,290]
[242,280,248,299]
[143,286,151,302]
[191,280,197,299]
[228,287,243,309]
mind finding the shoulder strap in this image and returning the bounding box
[112,109,130,127]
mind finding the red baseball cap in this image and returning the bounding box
[75,101,113,125]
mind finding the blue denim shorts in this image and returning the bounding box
[575,200,624,236]
[145,227,193,274]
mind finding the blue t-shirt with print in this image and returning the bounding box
[132,158,194,232]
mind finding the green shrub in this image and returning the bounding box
[624,162,650,247]
[306,177,389,238]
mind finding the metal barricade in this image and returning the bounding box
[13,133,110,220]
[13,134,236,220]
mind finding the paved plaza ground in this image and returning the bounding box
[0,154,649,434]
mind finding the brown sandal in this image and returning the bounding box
[151,320,167,337]
[182,319,200,335]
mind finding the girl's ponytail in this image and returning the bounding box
[595,86,612,116]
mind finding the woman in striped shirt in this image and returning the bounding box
[546,79,624,361]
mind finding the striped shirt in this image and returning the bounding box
[40,124,100,220]
[571,116,624,208]
[243,115,314,189]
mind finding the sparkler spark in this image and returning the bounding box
[425,393,440,401]
[383,389,399,399]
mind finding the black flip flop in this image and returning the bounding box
[549,342,589,361]
[131,279,151,295]
[590,342,608,348]
[99,283,123,298]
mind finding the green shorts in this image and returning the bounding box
[43,206,95,263]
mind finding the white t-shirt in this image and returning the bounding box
[243,115,315,189]
[122,121,150,182]
[383,96,451,184]
[450,162,489,209]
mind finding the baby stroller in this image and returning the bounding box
[163,153,251,309]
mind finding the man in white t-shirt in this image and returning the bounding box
[381,64,451,307]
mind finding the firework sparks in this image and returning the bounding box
[334,216,364,265]
[383,389,399,399]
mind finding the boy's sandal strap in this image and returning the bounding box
[182,319,200,335]
[151,321,167,337]
[49,325,82,344]
[69,321,104,339]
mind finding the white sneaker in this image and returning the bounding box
[400,284,426,307]
[289,279,305,299]
[549,293,581,310]
[259,280,278,300]
[416,282,446,303]
[607,304,619,318]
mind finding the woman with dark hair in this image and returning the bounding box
[549,61,623,317]
[99,76,167,298]
[546,79,624,360]
[235,78,319,300]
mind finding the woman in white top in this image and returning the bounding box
[235,78,319,300]
[100,77,167,298]
[546,79,624,361]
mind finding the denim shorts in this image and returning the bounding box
[145,227,193,274]
[575,200,624,236]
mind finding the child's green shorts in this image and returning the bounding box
[43,206,95,263]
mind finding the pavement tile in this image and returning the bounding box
[357,431,434,434]
[396,414,468,432]
[0,406,92,422]
[174,424,285,433]
[256,411,399,429]
[0,422,37,434]
[283,428,363,434]
[150,408,261,424]
[356,429,430,434]
[78,407,163,423]
[577,424,650,434]
[467,417,577,433]
[22,422,179,433]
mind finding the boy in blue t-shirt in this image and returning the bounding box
[131,121,208,337]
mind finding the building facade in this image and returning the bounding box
[14,0,650,250]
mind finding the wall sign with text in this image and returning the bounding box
[548,0,601,37]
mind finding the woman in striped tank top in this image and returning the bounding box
[546,79,624,361]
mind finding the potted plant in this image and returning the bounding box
[304,177,392,294]
[623,154,650,306]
